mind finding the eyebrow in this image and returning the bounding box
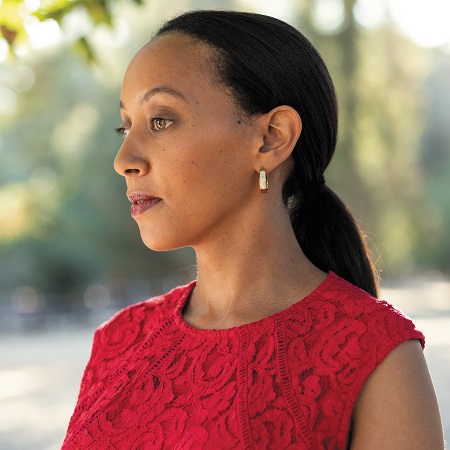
[120,86,188,109]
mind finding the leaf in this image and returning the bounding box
[1,0,145,63]
[85,3,112,25]
[0,24,18,44]
[32,1,81,23]
[72,35,96,63]
[0,2,24,29]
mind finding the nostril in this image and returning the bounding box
[125,168,141,175]
[114,150,149,177]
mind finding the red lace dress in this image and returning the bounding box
[62,272,424,449]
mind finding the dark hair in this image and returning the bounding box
[157,10,379,297]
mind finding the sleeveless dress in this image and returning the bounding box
[62,272,424,449]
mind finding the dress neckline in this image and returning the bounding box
[173,271,337,336]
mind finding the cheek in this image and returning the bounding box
[165,142,236,190]
[137,151,253,250]
[160,120,256,204]
[185,155,248,200]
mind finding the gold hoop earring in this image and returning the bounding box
[259,168,268,193]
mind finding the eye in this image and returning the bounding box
[150,118,174,131]
[115,127,129,140]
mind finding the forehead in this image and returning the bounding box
[122,33,218,102]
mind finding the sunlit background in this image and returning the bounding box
[0,0,449,448]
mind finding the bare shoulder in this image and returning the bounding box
[350,339,444,450]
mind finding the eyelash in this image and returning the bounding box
[114,127,129,139]
[114,118,174,139]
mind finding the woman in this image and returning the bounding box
[63,10,444,449]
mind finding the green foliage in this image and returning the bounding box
[0,0,142,62]
[418,54,450,271]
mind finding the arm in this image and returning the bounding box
[350,339,444,449]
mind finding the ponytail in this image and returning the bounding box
[157,10,380,297]
[290,185,379,298]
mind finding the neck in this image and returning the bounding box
[184,202,326,329]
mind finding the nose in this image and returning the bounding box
[114,139,149,177]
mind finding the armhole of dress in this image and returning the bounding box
[342,335,424,447]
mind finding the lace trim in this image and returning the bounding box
[173,273,335,336]
[275,316,316,449]
[237,327,253,449]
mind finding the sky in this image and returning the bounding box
[246,0,450,50]
[359,0,450,48]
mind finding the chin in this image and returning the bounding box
[141,234,171,252]
[136,216,202,252]
[139,229,185,252]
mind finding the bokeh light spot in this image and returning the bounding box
[84,284,111,311]
[11,286,44,314]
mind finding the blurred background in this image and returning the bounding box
[0,0,449,448]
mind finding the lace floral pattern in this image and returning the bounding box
[63,273,424,449]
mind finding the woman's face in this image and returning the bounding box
[114,33,263,251]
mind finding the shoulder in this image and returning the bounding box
[287,272,424,395]
[68,281,195,424]
[304,272,424,351]
[93,281,195,348]
[351,339,444,449]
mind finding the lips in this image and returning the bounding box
[127,193,162,218]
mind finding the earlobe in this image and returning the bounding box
[257,106,302,171]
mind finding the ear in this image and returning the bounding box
[255,105,302,173]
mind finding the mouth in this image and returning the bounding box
[127,193,162,218]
